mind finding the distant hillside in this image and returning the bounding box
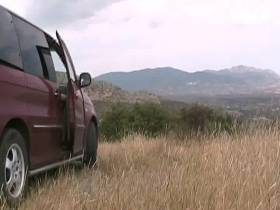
[86,80,160,104]
[95,66,280,96]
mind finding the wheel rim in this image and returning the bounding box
[5,144,25,198]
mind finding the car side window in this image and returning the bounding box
[37,47,56,82]
[65,53,76,82]
[0,9,22,68]
[58,38,76,82]
[12,15,48,78]
[50,49,68,85]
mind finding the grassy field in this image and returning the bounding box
[10,128,280,210]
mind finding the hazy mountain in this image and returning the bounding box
[86,80,160,104]
[84,80,160,115]
[95,66,280,96]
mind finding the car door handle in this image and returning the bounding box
[54,89,59,96]
[54,89,67,101]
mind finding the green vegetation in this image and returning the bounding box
[100,103,234,141]
[175,105,234,138]
[100,104,169,141]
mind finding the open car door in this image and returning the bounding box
[56,31,86,155]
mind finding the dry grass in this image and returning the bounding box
[8,128,280,209]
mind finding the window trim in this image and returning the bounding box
[0,58,24,71]
[56,33,77,83]
[37,46,52,80]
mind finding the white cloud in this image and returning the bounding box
[1,0,30,16]
[58,0,280,76]
[2,0,280,76]
[24,0,123,28]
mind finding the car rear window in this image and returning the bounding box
[0,8,22,68]
[12,15,49,78]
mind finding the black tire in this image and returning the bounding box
[0,128,28,207]
[83,122,98,167]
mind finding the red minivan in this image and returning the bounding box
[0,5,98,205]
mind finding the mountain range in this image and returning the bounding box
[95,65,280,96]
[86,80,160,104]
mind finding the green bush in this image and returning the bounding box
[100,103,234,141]
[176,104,234,137]
[100,103,170,141]
[99,104,131,141]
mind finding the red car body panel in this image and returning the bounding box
[25,73,65,168]
[0,6,98,171]
[0,63,97,170]
[0,64,28,136]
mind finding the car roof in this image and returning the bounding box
[0,4,56,41]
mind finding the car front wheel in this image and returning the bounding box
[83,122,98,167]
[0,129,28,207]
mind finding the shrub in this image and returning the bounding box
[130,104,170,137]
[100,103,170,141]
[100,103,234,141]
[99,104,131,141]
[176,104,234,137]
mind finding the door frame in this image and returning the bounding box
[56,32,86,155]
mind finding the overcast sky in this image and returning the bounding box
[1,0,280,76]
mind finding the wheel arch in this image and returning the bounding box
[91,115,98,133]
[3,119,30,158]
[83,115,99,148]
[90,115,99,140]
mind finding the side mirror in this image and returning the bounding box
[79,73,92,88]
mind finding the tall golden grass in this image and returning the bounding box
[11,127,280,209]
